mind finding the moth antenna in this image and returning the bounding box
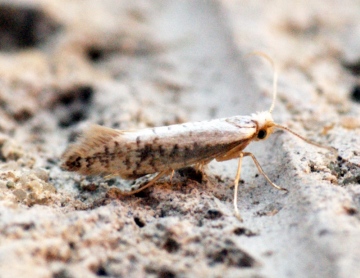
[247,51,278,113]
[274,124,338,154]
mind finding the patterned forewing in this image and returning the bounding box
[61,116,256,179]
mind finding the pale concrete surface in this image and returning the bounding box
[0,0,359,277]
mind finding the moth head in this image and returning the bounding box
[252,111,336,154]
[252,111,275,141]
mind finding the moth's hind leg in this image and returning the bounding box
[116,169,172,196]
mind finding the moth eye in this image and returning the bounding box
[257,129,267,139]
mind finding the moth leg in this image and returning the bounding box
[104,174,118,180]
[233,152,244,221]
[117,169,172,196]
[195,158,212,171]
[217,150,288,192]
[217,150,288,221]
[193,159,212,181]
[242,152,288,192]
[194,163,203,179]
[195,163,203,172]
[169,170,175,183]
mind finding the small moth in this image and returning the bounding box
[61,53,336,221]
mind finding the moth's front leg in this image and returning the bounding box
[214,149,288,221]
[241,152,287,192]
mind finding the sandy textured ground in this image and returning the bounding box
[0,0,359,277]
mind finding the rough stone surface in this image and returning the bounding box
[0,0,359,277]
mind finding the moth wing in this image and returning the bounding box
[61,125,126,174]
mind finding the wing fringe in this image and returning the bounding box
[61,124,122,172]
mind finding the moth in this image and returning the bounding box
[61,53,336,221]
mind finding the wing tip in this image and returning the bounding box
[61,124,121,173]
